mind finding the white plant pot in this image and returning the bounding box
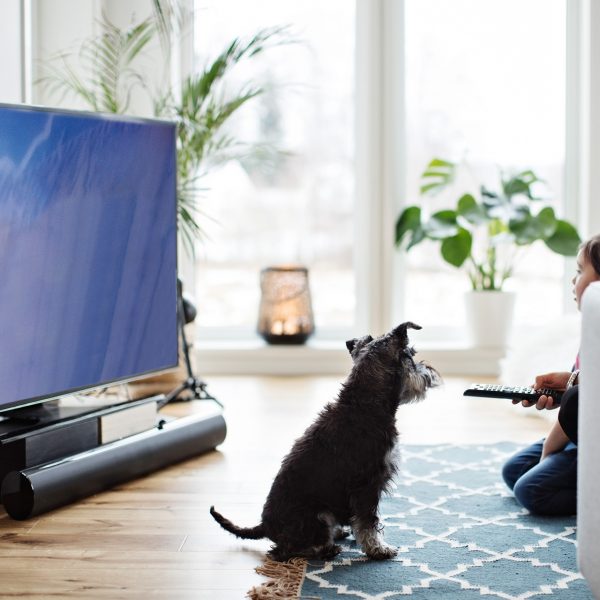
[465,290,516,349]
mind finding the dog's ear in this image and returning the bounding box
[392,321,422,346]
[347,334,374,356]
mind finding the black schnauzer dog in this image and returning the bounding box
[210,322,441,561]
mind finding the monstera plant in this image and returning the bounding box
[395,158,581,291]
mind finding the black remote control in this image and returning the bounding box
[463,383,562,404]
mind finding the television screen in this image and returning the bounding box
[0,104,178,412]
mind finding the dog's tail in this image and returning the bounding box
[209,506,266,539]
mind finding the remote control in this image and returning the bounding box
[463,383,562,404]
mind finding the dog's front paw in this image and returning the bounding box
[366,542,398,560]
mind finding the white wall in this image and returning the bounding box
[0,0,25,103]
[31,0,99,106]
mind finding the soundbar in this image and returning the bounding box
[1,409,227,520]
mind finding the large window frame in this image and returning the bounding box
[191,0,599,375]
[186,0,600,374]
[6,0,597,375]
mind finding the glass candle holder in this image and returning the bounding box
[257,265,315,345]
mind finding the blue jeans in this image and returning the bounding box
[502,439,578,516]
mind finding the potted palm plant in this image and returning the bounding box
[39,4,290,253]
[395,158,581,347]
[38,3,290,394]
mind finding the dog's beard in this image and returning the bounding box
[399,363,441,404]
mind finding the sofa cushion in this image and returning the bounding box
[578,281,600,594]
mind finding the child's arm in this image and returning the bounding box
[558,385,579,444]
[541,419,571,460]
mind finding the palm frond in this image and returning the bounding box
[38,6,294,255]
[177,181,212,256]
[191,25,293,106]
[93,16,155,113]
[38,55,100,111]
[40,13,156,114]
[151,0,190,55]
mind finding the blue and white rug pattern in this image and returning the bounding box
[300,443,592,599]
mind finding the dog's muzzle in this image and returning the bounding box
[418,362,442,388]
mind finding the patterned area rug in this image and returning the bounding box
[249,443,593,599]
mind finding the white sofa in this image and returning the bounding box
[578,281,600,596]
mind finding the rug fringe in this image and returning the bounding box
[247,557,307,599]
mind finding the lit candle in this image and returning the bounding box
[271,320,283,335]
[283,318,299,335]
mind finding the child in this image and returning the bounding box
[502,234,600,515]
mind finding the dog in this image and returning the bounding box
[210,321,441,561]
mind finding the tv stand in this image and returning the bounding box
[0,398,226,519]
[0,401,107,429]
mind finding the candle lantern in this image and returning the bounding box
[257,265,315,344]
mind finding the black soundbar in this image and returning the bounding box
[1,410,227,520]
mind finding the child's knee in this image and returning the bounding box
[502,460,519,490]
[512,478,560,515]
[512,478,543,514]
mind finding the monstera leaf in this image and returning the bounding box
[419,158,456,195]
[441,228,472,267]
[545,220,581,255]
[395,205,425,250]
[395,157,582,290]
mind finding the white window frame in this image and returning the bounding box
[193,0,592,375]
[191,0,599,375]
[355,0,404,337]
[571,0,600,237]
[21,0,592,375]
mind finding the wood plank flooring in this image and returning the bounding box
[0,375,551,599]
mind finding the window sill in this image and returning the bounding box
[194,338,507,377]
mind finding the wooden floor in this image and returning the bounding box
[0,375,551,599]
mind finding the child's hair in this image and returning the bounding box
[581,234,600,276]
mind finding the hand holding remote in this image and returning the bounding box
[512,371,571,410]
[512,394,558,410]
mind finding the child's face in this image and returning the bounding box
[572,250,600,309]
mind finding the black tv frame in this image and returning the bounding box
[0,102,180,419]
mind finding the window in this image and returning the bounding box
[402,0,567,330]
[191,0,569,352]
[193,0,356,338]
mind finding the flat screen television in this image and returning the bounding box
[0,103,179,420]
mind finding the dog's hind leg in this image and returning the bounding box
[318,511,351,542]
[350,493,397,560]
[333,526,351,541]
[268,539,341,562]
[316,511,347,554]
[300,543,342,560]
[296,512,342,559]
[269,513,342,562]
